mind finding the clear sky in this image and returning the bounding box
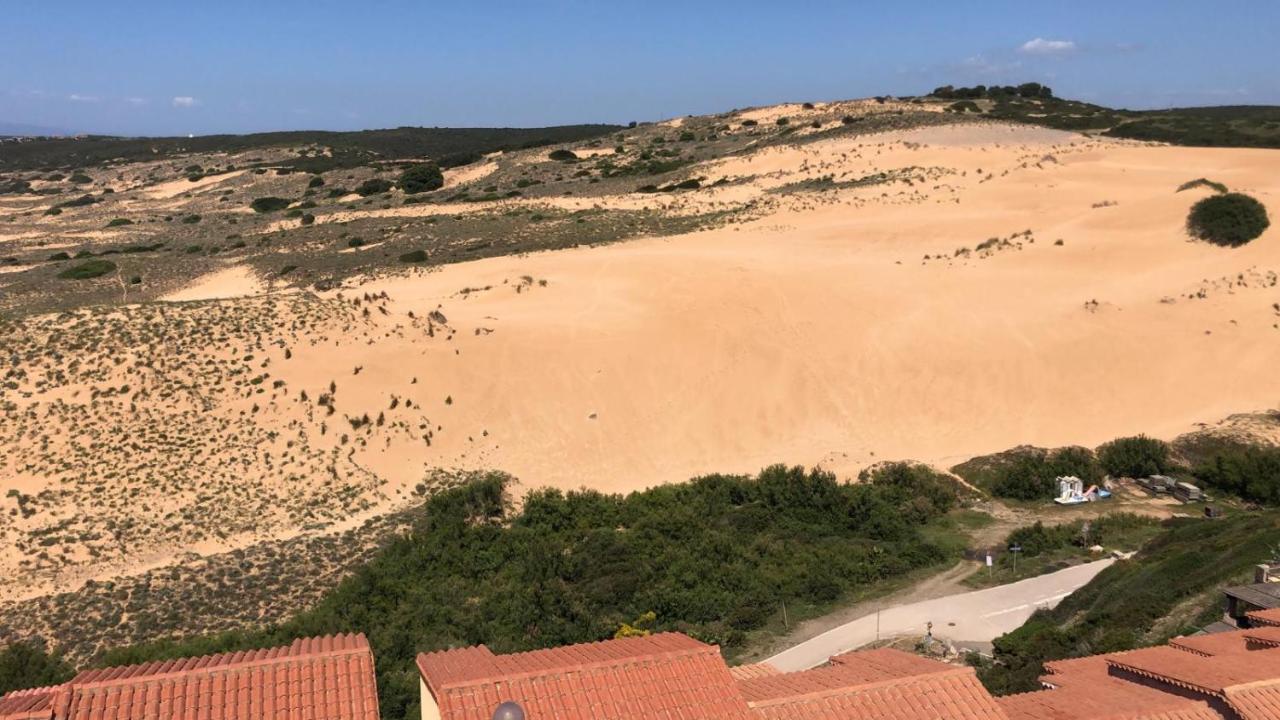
[3,1,1277,136]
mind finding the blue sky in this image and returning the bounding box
[2,1,1277,136]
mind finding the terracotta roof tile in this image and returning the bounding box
[1249,609,1280,627]
[736,649,952,704]
[730,664,783,681]
[747,666,1008,720]
[0,686,60,720]
[1170,630,1255,657]
[0,633,377,720]
[417,633,751,720]
[1108,645,1280,695]
[1224,682,1280,720]
[998,675,1218,720]
[1247,627,1280,648]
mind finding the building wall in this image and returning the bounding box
[421,678,442,720]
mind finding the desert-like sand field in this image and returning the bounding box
[1,111,1277,630]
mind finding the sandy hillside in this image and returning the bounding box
[2,117,1278,605]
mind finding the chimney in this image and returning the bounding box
[1256,564,1274,583]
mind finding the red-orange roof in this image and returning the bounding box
[736,648,951,704]
[1224,682,1280,720]
[730,663,783,681]
[1170,630,1254,657]
[1247,627,1280,648]
[416,633,752,720]
[1108,645,1280,695]
[0,687,58,720]
[0,634,378,720]
[1248,609,1280,627]
[746,666,1008,720]
[997,675,1216,720]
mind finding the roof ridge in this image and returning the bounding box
[1223,676,1280,694]
[1106,656,1221,697]
[431,642,721,691]
[70,632,370,690]
[745,663,974,708]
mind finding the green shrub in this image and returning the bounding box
[347,237,366,248]
[949,100,980,113]
[57,259,116,280]
[250,197,291,213]
[106,218,133,227]
[741,119,758,127]
[1098,435,1173,478]
[776,117,790,126]
[991,447,1102,500]
[355,178,393,197]
[307,175,325,188]
[47,252,71,262]
[1194,445,1280,505]
[300,213,315,226]
[1176,178,1227,194]
[68,173,92,184]
[398,164,444,194]
[181,214,201,224]
[548,149,578,162]
[399,249,428,263]
[1186,193,1270,247]
[0,640,74,695]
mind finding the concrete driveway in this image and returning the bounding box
[765,559,1114,671]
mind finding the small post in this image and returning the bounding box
[782,600,789,630]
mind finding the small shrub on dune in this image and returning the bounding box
[106,218,133,227]
[1186,193,1270,248]
[57,259,116,280]
[547,149,578,162]
[399,249,428,263]
[307,175,325,188]
[250,197,290,213]
[354,178,393,197]
[398,163,444,194]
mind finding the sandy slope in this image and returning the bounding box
[5,120,1280,602]
[282,123,1279,491]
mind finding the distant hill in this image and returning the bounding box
[0,121,73,138]
[0,124,623,171]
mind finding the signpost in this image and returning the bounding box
[1009,544,1023,574]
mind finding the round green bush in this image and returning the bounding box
[355,178,394,197]
[1187,193,1270,247]
[57,259,116,280]
[548,149,578,162]
[399,249,428,263]
[398,164,444,194]
[250,197,291,213]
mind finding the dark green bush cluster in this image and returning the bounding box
[398,249,428,263]
[1098,435,1173,478]
[949,101,980,113]
[249,196,291,213]
[548,149,578,162]
[1194,445,1280,505]
[991,447,1101,500]
[1186,193,1270,247]
[932,83,1052,100]
[859,462,964,522]
[94,467,954,719]
[1003,514,1155,557]
[398,163,444,194]
[0,640,73,695]
[355,178,393,197]
[106,218,133,227]
[56,259,116,280]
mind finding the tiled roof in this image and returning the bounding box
[997,676,1216,720]
[0,687,58,720]
[0,634,378,720]
[1108,645,1280,695]
[1252,609,1280,628]
[1224,683,1280,720]
[746,666,1008,720]
[1170,629,1254,657]
[730,663,783,681]
[1247,627,1280,648]
[1041,653,1137,689]
[736,649,951,704]
[416,633,752,720]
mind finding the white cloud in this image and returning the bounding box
[126,97,148,106]
[172,96,198,108]
[1019,38,1077,56]
[68,94,99,103]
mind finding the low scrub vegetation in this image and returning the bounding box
[398,163,443,194]
[249,196,291,213]
[974,511,1280,694]
[1186,192,1270,247]
[86,466,962,719]
[56,259,116,280]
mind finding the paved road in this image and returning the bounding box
[766,559,1114,671]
